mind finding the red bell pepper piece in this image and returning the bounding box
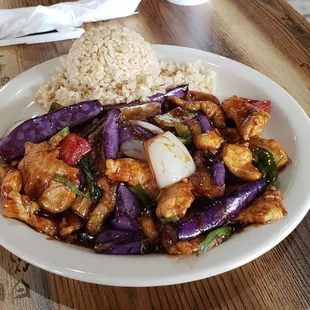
[242,98,271,110]
[58,133,91,166]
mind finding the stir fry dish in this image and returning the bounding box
[0,85,291,255]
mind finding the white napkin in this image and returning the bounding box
[0,0,141,46]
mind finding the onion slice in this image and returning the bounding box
[144,131,196,189]
[120,140,147,161]
[130,120,164,135]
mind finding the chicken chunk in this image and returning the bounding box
[222,96,253,124]
[175,237,204,255]
[239,109,270,141]
[161,223,203,255]
[187,118,203,136]
[141,217,158,241]
[168,97,226,128]
[199,102,226,129]
[194,130,224,152]
[0,164,11,186]
[185,91,220,105]
[249,137,291,170]
[105,158,159,196]
[2,191,57,236]
[223,144,261,181]
[156,181,194,219]
[59,212,83,240]
[235,187,286,224]
[222,96,270,140]
[87,178,117,235]
[192,151,205,167]
[218,128,242,144]
[1,169,22,197]
[189,167,224,199]
[71,196,94,219]
[18,141,79,199]
[38,180,76,213]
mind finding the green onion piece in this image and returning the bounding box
[49,101,64,112]
[49,127,69,143]
[177,128,192,145]
[58,127,70,138]
[175,124,189,137]
[78,157,101,201]
[198,226,233,254]
[53,175,89,199]
[129,184,153,203]
[155,190,164,201]
[160,216,180,223]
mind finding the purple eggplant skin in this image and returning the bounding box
[102,109,121,160]
[196,114,212,133]
[148,84,189,102]
[111,215,141,232]
[95,229,141,245]
[94,229,143,254]
[95,240,143,254]
[0,100,103,162]
[175,178,266,240]
[119,125,155,145]
[116,184,142,219]
[210,161,225,188]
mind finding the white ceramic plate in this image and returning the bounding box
[0,45,309,287]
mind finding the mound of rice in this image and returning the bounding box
[35,25,216,111]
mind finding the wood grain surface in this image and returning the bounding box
[0,0,310,309]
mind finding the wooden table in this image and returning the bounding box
[0,0,310,309]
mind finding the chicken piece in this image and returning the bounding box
[168,97,226,128]
[218,128,242,144]
[2,191,57,236]
[222,96,270,140]
[38,180,76,213]
[223,144,261,181]
[222,96,253,124]
[105,158,158,196]
[175,237,204,255]
[239,109,270,141]
[141,217,158,241]
[189,167,224,199]
[249,137,291,170]
[1,169,22,198]
[200,102,226,129]
[18,141,79,199]
[161,223,203,255]
[187,118,203,136]
[194,130,224,152]
[71,196,94,219]
[59,212,83,240]
[156,181,194,219]
[185,91,220,105]
[161,224,182,255]
[192,151,205,167]
[235,187,286,224]
[1,168,57,236]
[0,164,11,186]
[87,178,117,235]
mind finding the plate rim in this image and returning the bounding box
[0,44,309,287]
